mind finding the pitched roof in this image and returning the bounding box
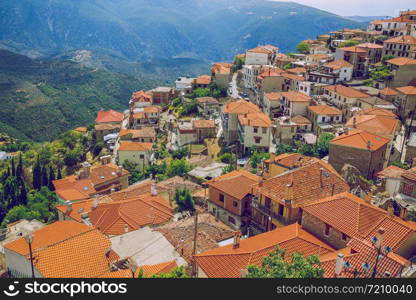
[99,260,178,278]
[385,35,416,45]
[346,115,399,136]
[282,73,305,81]
[396,86,416,95]
[331,129,390,151]
[211,62,232,75]
[308,105,342,115]
[192,119,216,129]
[132,90,152,102]
[194,223,335,278]
[196,97,218,104]
[73,127,88,133]
[303,192,416,251]
[247,46,272,54]
[321,238,410,278]
[119,127,156,139]
[194,75,211,85]
[264,92,282,101]
[356,42,384,49]
[379,87,399,95]
[377,165,406,179]
[324,85,370,98]
[386,57,416,66]
[205,170,261,200]
[89,194,173,235]
[341,46,367,53]
[118,141,153,151]
[265,153,318,169]
[323,59,353,70]
[252,160,349,208]
[95,110,124,124]
[280,91,311,102]
[94,123,120,131]
[401,167,416,182]
[223,100,260,114]
[358,107,397,118]
[238,112,272,127]
[291,115,311,125]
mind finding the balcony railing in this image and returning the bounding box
[251,199,289,225]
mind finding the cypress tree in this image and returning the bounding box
[11,158,15,177]
[16,153,23,180]
[57,167,63,180]
[19,182,28,206]
[48,166,56,191]
[41,166,49,187]
[6,167,11,178]
[32,158,42,190]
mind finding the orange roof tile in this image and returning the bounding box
[192,119,216,129]
[73,127,87,133]
[308,105,342,115]
[194,75,211,85]
[118,141,153,151]
[119,127,156,139]
[264,92,282,101]
[282,73,305,81]
[379,87,399,95]
[205,170,261,200]
[247,46,272,54]
[324,85,370,98]
[196,97,218,104]
[194,223,335,278]
[100,260,178,278]
[132,90,152,102]
[401,167,416,182]
[94,123,120,131]
[346,115,399,136]
[303,192,416,251]
[291,115,311,125]
[396,86,416,95]
[358,107,397,118]
[377,165,406,179]
[341,46,367,53]
[265,153,318,169]
[385,35,416,45]
[280,91,311,102]
[386,57,416,66]
[252,160,349,208]
[331,129,390,151]
[89,194,173,235]
[356,43,384,49]
[95,110,124,124]
[323,59,353,70]
[238,112,272,127]
[211,62,232,75]
[223,100,260,114]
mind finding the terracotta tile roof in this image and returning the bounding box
[99,260,178,278]
[4,221,91,256]
[341,46,367,53]
[385,35,416,45]
[396,86,416,95]
[192,119,216,129]
[324,85,370,98]
[223,100,260,114]
[264,92,282,102]
[211,62,232,75]
[386,57,416,66]
[291,115,311,125]
[94,123,120,131]
[383,16,415,23]
[401,167,416,182]
[194,75,211,85]
[307,53,332,59]
[346,115,399,136]
[331,129,390,151]
[89,194,173,235]
[308,105,342,115]
[252,160,349,208]
[280,91,311,102]
[257,68,284,79]
[356,43,384,49]
[238,112,272,127]
[377,165,406,179]
[205,170,261,200]
[282,73,305,81]
[286,67,307,74]
[119,127,156,139]
[132,90,152,102]
[73,127,88,133]
[247,46,272,54]
[118,141,153,151]
[196,97,218,104]
[321,238,410,278]
[358,107,397,118]
[303,192,416,251]
[95,110,124,124]
[265,153,318,169]
[194,223,335,278]
[143,106,161,113]
[379,87,399,96]
[323,59,353,70]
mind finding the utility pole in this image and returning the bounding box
[191,210,198,278]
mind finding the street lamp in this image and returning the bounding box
[129,260,138,279]
[24,233,35,279]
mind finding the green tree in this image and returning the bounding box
[296,42,310,54]
[315,133,335,157]
[41,166,49,187]
[57,167,63,180]
[174,188,194,212]
[151,266,189,278]
[339,40,359,47]
[32,157,42,190]
[381,54,395,64]
[11,158,15,177]
[245,247,324,278]
[48,166,56,191]
[171,147,189,160]
[276,144,293,155]
[166,159,192,177]
[16,153,23,180]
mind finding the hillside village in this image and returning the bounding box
[1,9,416,279]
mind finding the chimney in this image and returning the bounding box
[100,155,111,165]
[352,116,357,128]
[335,253,344,277]
[92,199,98,210]
[344,127,349,135]
[233,231,242,249]
[285,182,293,204]
[79,162,91,179]
[117,165,123,176]
[399,207,407,220]
[66,201,73,214]
[364,192,372,203]
[151,183,158,196]
[387,204,395,216]
[375,227,385,248]
[124,224,129,233]
[258,180,264,188]
[110,184,116,194]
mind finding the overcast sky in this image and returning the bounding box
[273,0,414,16]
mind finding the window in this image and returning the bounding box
[233,201,238,208]
[254,137,261,144]
[402,183,414,196]
[219,194,225,202]
[278,204,284,216]
[228,216,236,224]
[139,154,144,159]
[324,223,331,236]
[341,233,348,241]
[265,197,272,209]
[253,127,258,133]
[262,127,267,134]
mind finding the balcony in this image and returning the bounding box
[251,199,289,225]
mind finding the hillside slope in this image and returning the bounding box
[0,49,155,141]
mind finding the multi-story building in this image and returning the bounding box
[245,45,278,65]
[279,91,311,117]
[383,35,416,59]
[119,127,156,143]
[385,57,416,88]
[205,170,261,234]
[129,106,161,129]
[307,105,343,134]
[95,109,124,125]
[323,85,371,118]
[274,115,312,145]
[395,86,416,119]
[307,59,353,84]
[147,87,178,105]
[117,141,153,171]
[237,112,272,153]
[329,129,390,179]
[211,62,232,88]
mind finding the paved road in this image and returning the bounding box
[230,72,240,99]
